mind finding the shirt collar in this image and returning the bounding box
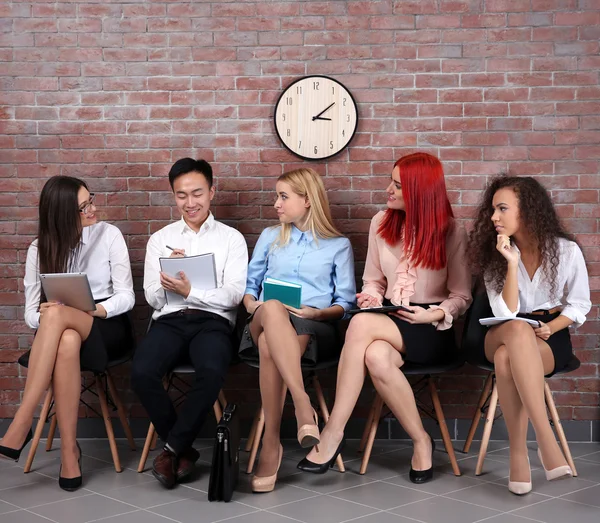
[179,212,215,235]
[291,225,313,244]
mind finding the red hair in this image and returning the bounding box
[378,152,453,270]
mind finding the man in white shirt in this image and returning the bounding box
[131,158,248,489]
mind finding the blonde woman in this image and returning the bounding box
[240,168,356,493]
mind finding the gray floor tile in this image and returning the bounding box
[269,494,379,523]
[0,509,63,523]
[444,482,549,512]
[228,511,306,523]
[384,471,485,496]
[389,497,500,523]
[513,498,600,523]
[0,476,89,508]
[570,459,600,483]
[0,500,21,515]
[578,451,600,463]
[492,468,598,498]
[103,481,196,509]
[435,456,510,482]
[231,481,319,510]
[76,467,155,494]
[20,455,113,479]
[148,496,258,523]
[561,484,600,508]
[89,510,178,523]
[29,493,137,523]
[279,468,377,494]
[349,513,426,523]
[330,481,433,510]
[471,514,546,523]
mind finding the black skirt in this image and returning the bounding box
[238,309,340,367]
[484,310,572,377]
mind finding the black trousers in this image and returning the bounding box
[131,311,233,455]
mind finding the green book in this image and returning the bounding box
[263,278,302,309]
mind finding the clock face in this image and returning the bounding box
[274,75,358,161]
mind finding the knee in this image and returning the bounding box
[345,314,373,342]
[493,345,512,377]
[364,342,395,382]
[261,299,288,320]
[56,329,81,361]
[505,319,535,339]
[41,304,66,325]
[131,356,158,391]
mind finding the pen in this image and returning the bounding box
[166,245,187,257]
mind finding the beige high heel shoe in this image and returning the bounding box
[251,444,283,493]
[508,455,532,495]
[297,408,320,449]
[537,448,572,481]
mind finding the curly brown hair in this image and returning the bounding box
[468,176,575,298]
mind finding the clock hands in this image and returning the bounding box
[312,102,335,121]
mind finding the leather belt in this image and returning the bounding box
[178,308,205,315]
[530,307,561,316]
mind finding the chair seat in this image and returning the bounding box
[243,358,340,372]
[469,354,580,377]
[402,357,464,376]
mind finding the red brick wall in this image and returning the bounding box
[1,1,599,423]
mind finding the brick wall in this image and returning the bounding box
[1,1,599,425]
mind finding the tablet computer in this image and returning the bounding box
[39,273,96,312]
[348,305,415,315]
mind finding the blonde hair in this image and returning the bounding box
[274,168,342,248]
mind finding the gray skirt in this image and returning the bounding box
[238,310,340,366]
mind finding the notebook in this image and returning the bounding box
[348,305,414,315]
[263,278,302,309]
[39,273,96,312]
[159,253,217,306]
[479,316,540,328]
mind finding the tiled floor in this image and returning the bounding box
[1,438,599,523]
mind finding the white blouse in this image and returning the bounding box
[24,221,135,329]
[486,238,591,328]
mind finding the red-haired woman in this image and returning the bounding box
[297,152,472,484]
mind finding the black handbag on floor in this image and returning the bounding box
[208,403,240,502]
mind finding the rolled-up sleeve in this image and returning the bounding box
[561,243,591,328]
[23,242,41,329]
[486,280,520,318]
[331,238,357,312]
[244,228,274,299]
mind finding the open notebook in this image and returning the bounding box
[159,253,217,306]
[479,317,540,328]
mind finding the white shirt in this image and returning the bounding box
[144,213,248,324]
[24,222,135,329]
[486,238,591,327]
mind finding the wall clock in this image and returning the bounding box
[274,75,359,161]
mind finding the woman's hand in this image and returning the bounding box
[356,292,382,309]
[496,234,519,266]
[285,305,321,321]
[391,305,436,325]
[87,304,107,318]
[246,299,263,315]
[160,271,191,298]
[39,301,61,320]
[534,320,552,341]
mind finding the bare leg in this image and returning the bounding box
[485,320,567,471]
[305,313,404,464]
[250,300,313,428]
[1,306,92,449]
[52,330,82,478]
[364,340,432,471]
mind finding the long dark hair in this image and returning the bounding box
[38,176,88,274]
[468,175,575,298]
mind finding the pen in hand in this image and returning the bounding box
[166,245,187,257]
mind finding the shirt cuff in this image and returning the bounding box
[101,300,115,319]
[560,306,587,328]
[428,305,453,331]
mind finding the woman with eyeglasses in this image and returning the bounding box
[0,176,135,491]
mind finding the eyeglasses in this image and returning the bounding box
[78,193,95,214]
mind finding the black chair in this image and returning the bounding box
[357,357,464,476]
[461,290,579,476]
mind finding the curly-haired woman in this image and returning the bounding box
[468,176,591,495]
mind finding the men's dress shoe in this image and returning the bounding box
[297,438,345,474]
[153,449,178,489]
[537,448,572,481]
[409,435,435,484]
[176,447,200,483]
[59,442,83,492]
[0,428,33,462]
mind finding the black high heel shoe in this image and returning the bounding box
[0,428,33,462]
[297,438,345,474]
[409,434,435,484]
[59,441,83,492]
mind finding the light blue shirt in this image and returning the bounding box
[245,226,356,313]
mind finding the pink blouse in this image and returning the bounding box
[361,211,472,330]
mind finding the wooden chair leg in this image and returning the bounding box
[313,376,345,473]
[246,407,264,474]
[137,422,155,473]
[463,373,494,453]
[95,376,122,473]
[358,399,378,453]
[245,406,261,452]
[45,414,58,452]
[24,385,53,473]
[429,378,461,476]
[475,381,499,476]
[150,430,158,450]
[106,372,136,451]
[359,394,384,475]
[544,382,577,477]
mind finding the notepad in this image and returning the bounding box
[348,305,415,315]
[263,278,302,309]
[479,317,540,328]
[159,253,217,306]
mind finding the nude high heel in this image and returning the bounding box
[297,408,320,449]
[251,444,283,493]
[508,455,532,495]
[537,448,572,481]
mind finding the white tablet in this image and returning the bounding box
[39,273,96,312]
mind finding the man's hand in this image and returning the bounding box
[169,248,185,258]
[285,304,321,320]
[87,304,107,318]
[160,271,191,298]
[534,320,552,341]
[356,293,382,309]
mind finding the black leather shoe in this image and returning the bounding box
[59,442,83,491]
[297,439,345,474]
[0,428,33,462]
[152,449,178,489]
[409,435,435,484]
